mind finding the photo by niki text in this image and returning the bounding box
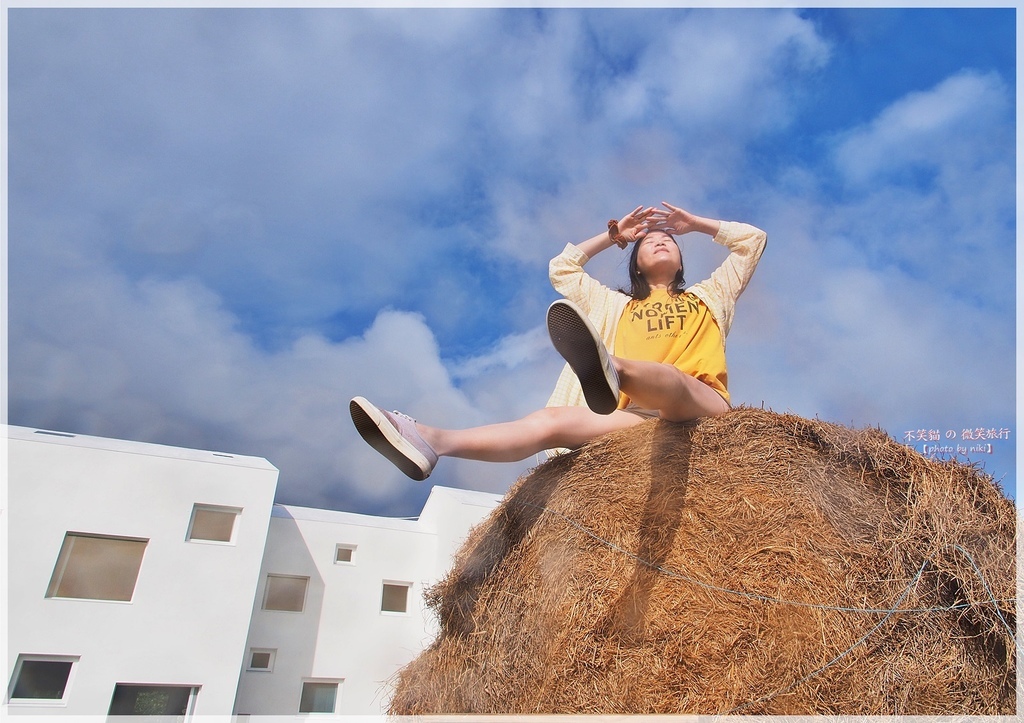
[904,426,1011,457]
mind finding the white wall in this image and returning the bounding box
[234,486,501,716]
[4,426,279,716]
[418,485,499,579]
[4,425,502,718]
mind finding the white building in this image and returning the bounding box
[234,489,503,716]
[3,425,503,717]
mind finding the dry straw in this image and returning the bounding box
[389,408,1017,715]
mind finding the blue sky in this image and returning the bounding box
[4,5,1017,517]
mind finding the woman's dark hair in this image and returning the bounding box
[620,233,686,300]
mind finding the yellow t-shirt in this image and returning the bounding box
[613,289,729,406]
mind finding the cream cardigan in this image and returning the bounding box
[544,220,767,411]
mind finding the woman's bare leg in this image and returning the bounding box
[417,406,646,463]
[415,360,726,463]
[614,357,729,422]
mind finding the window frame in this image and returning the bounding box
[380,580,413,615]
[261,573,310,613]
[298,679,341,714]
[246,648,277,673]
[46,532,148,603]
[185,504,242,545]
[333,543,357,565]
[6,655,80,706]
[107,683,199,717]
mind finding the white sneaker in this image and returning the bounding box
[349,396,438,480]
[546,299,620,415]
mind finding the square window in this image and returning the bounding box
[187,505,241,543]
[247,649,276,672]
[299,681,339,714]
[108,684,197,716]
[262,574,308,612]
[381,582,411,614]
[8,656,78,703]
[46,533,147,602]
[334,544,356,564]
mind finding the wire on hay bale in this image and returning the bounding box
[388,407,1017,715]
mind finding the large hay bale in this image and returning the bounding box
[390,408,1017,715]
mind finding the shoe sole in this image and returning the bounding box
[547,301,619,415]
[349,397,431,480]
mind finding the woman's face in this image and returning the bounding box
[635,231,682,279]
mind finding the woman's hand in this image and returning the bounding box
[648,202,720,237]
[609,205,654,248]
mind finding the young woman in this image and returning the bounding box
[350,202,767,480]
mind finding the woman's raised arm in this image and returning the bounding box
[648,201,721,238]
[575,205,654,259]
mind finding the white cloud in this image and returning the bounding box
[727,68,1014,458]
[8,233,550,513]
[731,209,1014,442]
[7,8,1015,508]
[9,8,837,346]
[450,324,551,381]
[608,10,830,135]
[833,70,1011,187]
